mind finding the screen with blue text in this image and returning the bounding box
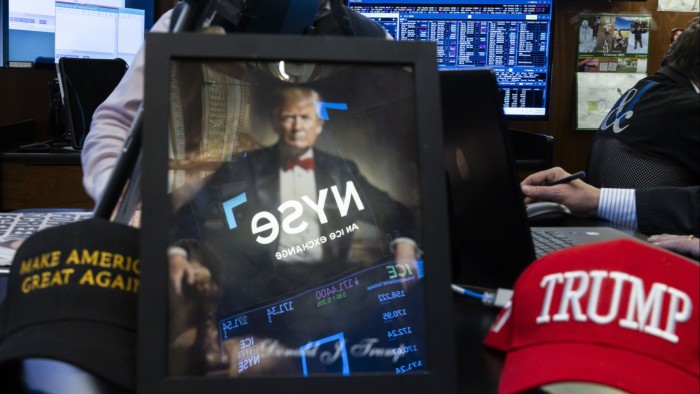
[348,0,555,118]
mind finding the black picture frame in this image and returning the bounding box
[139,32,457,394]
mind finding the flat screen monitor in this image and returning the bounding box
[347,0,555,119]
[139,32,457,393]
[57,57,128,150]
[5,0,153,66]
[0,0,5,67]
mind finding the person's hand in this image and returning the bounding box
[390,238,421,290]
[393,241,417,263]
[128,205,141,228]
[169,253,196,296]
[648,234,699,258]
[200,26,226,35]
[521,167,601,217]
[188,261,219,297]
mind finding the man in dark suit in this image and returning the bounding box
[521,17,699,259]
[169,86,419,315]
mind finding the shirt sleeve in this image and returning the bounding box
[597,188,638,230]
[80,10,174,203]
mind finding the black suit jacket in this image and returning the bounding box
[636,186,700,237]
[170,144,417,313]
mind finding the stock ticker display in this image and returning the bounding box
[348,0,554,117]
[219,259,428,377]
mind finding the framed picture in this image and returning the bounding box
[139,33,458,393]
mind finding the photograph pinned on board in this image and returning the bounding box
[577,56,647,74]
[577,14,651,58]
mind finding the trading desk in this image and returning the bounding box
[450,213,655,391]
[454,296,503,391]
[0,273,504,392]
[0,148,93,211]
[0,216,654,393]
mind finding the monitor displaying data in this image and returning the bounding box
[5,0,153,66]
[347,0,555,118]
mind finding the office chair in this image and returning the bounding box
[586,134,695,188]
[509,129,554,172]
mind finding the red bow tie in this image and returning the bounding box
[284,157,314,171]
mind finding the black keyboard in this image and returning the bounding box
[531,230,576,258]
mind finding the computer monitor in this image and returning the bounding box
[0,0,7,67]
[0,0,5,67]
[56,57,128,150]
[4,0,153,67]
[347,0,555,119]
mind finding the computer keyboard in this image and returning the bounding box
[531,229,577,258]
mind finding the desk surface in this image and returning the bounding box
[452,216,651,392]
[0,274,503,392]
[1,147,81,165]
[0,217,657,393]
[454,296,503,391]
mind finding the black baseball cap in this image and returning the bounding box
[0,218,140,390]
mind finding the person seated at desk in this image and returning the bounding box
[586,16,699,191]
[522,18,700,259]
[521,167,699,259]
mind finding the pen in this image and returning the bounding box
[545,171,586,186]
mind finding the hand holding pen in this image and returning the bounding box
[520,167,600,217]
[545,171,586,186]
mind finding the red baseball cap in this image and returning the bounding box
[484,239,699,394]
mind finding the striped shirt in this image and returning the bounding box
[598,188,638,229]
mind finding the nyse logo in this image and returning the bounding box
[222,180,365,244]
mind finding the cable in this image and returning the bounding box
[451,284,512,308]
[451,284,484,300]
